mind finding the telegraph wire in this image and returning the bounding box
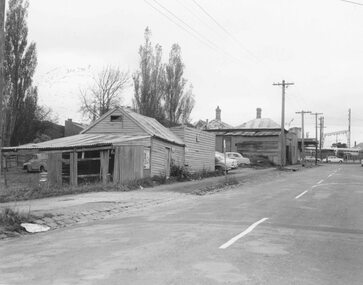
[144,0,245,63]
[174,0,219,37]
[340,0,363,6]
[143,0,217,52]
[190,0,261,62]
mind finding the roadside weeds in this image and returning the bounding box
[0,165,317,239]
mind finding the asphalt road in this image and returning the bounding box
[1,164,363,285]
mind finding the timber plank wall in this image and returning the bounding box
[171,126,215,172]
[85,109,148,135]
[150,138,184,177]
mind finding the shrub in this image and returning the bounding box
[170,164,191,181]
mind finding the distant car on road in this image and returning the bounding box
[226,152,251,166]
[305,155,321,162]
[215,151,237,171]
[326,156,343,163]
[23,153,48,172]
[361,159,363,167]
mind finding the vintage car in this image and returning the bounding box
[215,151,237,171]
[226,152,251,166]
[23,153,48,172]
[326,156,343,163]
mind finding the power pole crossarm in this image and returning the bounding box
[296,110,312,166]
[273,80,294,167]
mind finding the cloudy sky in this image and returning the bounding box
[20,0,363,147]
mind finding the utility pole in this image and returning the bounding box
[273,80,294,167]
[319,116,325,160]
[348,108,351,148]
[311,112,323,165]
[0,0,5,188]
[296,110,311,166]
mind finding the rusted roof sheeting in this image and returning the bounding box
[2,134,151,151]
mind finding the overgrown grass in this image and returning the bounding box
[0,166,223,203]
[0,207,33,233]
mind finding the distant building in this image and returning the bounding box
[206,107,298,165]
[64,119,87,137]
[195,106,233,130]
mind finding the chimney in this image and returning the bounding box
[256,108,262,119]
[216,106,221,121]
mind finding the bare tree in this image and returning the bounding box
[80,66,130,120]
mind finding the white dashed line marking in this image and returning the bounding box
[328,174,334,178]
[317,180,324,184]
[295,190,308,199]
[219,218,269,249]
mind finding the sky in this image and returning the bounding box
[17,0,363,147]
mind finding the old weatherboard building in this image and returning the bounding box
[2,107,215,186]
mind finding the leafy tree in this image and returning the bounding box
[80,66,130,121]
[3,0,37,146]
[133,27,165,122]
[164,44,195,125]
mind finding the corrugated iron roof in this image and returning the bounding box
[236,118,280,129]
[122,108,184,146]
[2,134,151,151]
[205,119,233,130]
[81,107,185,146]
[224,130,281,136]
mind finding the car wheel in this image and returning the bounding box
[27,165,32,173]
[40,166,45,172]
[339,161,343,164]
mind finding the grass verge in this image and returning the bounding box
[0,207,34,237]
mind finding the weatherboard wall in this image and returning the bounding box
[84,109,148,135]
[170,126,215,171]
[150,138,184,177]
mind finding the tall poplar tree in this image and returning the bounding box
[3,0,37,146]
[133,27,165,122]
[164,44,194,125]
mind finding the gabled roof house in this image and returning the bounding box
[3,107,216,186]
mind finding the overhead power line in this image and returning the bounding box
[191,0,261,62]
[144,0,244,63]
[340,0,363,6]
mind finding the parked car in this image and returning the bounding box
[23,153,48,172]
[226,152,251,166]
[326,156,343,163]
[305,155,321,162]
[215,152,237,171]
[361,159,363,167]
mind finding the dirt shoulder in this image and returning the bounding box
[0,166,313,239]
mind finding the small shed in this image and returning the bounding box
[2,107,186,186]
[170,126,215,172]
